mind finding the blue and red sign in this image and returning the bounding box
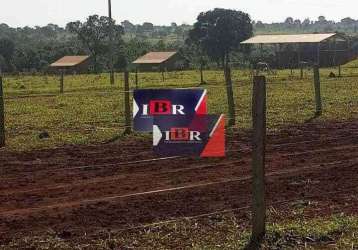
[153,115,226,157]
[133,89,207,132]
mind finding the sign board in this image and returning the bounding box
[133,89,207,132]
[153,115,225,157]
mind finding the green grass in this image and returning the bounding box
[343,58,358,68]
[1,214,357,249]
[2,66,358,151]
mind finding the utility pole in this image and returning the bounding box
[108,0,115,85]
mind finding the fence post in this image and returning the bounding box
[135,68,139,89]
[200,63,204,85]
[247,75,267,249]
[60,70,64,94]
[124,71,132,135]
[225,66,236,127]
[300,63,304,79]
[313,64,322,116]
[0,74,5,147]
[338,65,341,77]
[162,69,165,82]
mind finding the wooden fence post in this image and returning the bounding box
[60,70,64,94]
[124,71,132,135]
[200,63,204,85]
[247,75,267,249]
[338,65,341,77]
[225,66,236,127]
[0,74,5,147]
[313,64,322,116]
[300,62,304,80]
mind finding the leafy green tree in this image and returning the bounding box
[189,8,253,126]
[285,17,294,26]
[66,15,124,73]
[155,40,167,51]
[124,38,151,69]
[121,20,135,33]
[0,38,15,71]
[185,38,208,84]
[142,22,154,32]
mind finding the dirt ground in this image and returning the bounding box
[0,120,357,244]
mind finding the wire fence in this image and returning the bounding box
[1,67,357,150]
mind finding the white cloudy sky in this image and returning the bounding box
[1,0,357,27]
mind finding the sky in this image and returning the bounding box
[1,0,358,28]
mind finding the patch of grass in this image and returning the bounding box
[343,58,358,68]
[1,214,357,249]
[2,67,358,151]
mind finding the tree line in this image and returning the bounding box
[1,13,358,74]
[0,17,186,74]
[255,16,358,34]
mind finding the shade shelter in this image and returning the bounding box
[50,55,90,93]
[241,33,351,117]
[132,51,177,86]
[241,33,349,77]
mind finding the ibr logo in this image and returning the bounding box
[165,128,202,141]
[142,100,185,115]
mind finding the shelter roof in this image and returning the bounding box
[50,56,90,67]
[133,52,177,64]
[241,33,338,44]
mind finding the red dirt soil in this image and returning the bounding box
[0,120,357,243]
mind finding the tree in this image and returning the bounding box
[285,17,294,26]
[341,17,355,24]
[189,8,253,126]
[125,38,151,64]
[155,40,167,51]
[255,21,265,29]
[121,20,135,33]
[0,38,15,72]
[294,19,302,27]
[185,38,209,85]
[66,15,124,73]
[142,22,154,32]
[318,16,327,23]
[302,18,311,27]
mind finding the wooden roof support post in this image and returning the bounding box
[60,69,64,94]
[333,38,342,77]
[298,44,303,79]
[316,43,321,66]
[279,44,283,70]
[135,67,139,89]
[274,44,279,69]
[0,73,5,147]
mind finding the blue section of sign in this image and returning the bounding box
[133,89,207,132]
[153,115,223,157]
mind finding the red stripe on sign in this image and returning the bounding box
[196,95,207,115]
[200,115,226,158]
